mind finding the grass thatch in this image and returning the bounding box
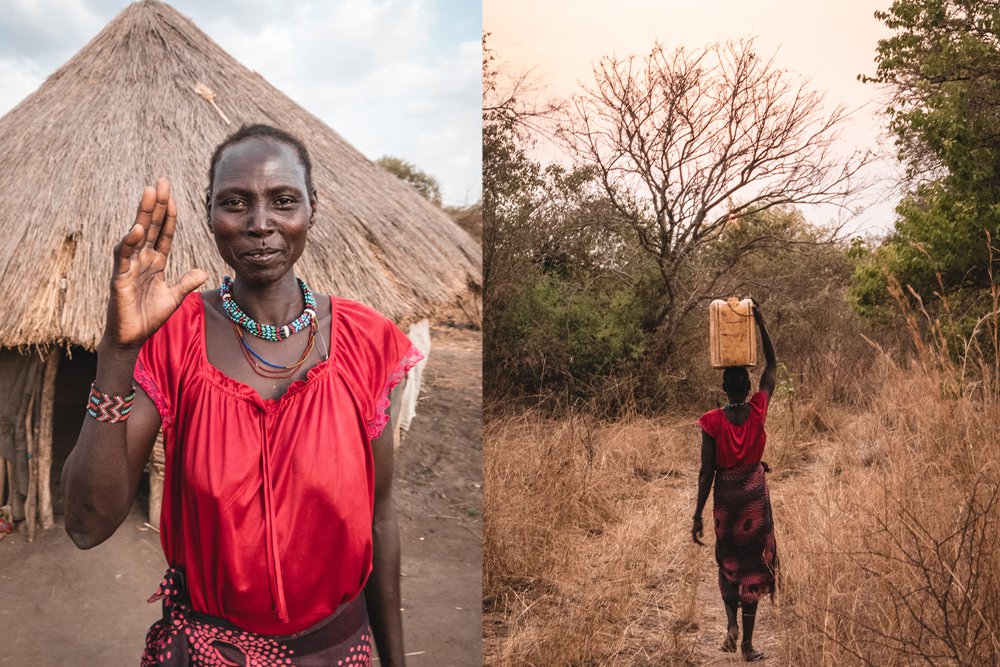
[0,0,481,350]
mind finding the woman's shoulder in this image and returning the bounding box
[698,406,722,420]
[330,296,399,342]
[750,390,770,410]
[331,295,391,322]
[696,407,723,434]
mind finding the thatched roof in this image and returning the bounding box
[0,0,480,350]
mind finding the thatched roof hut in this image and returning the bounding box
[0,0,480,539]
[0,0,481,351]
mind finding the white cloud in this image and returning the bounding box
[0,0,102,58]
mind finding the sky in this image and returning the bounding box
[0,0,482,206]
[485,0,900,235]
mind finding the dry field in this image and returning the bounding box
[484,354,1000,665]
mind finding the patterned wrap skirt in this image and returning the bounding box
[712,463,778,607]
[141,568,373,666]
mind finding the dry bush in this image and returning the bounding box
[774,354,1000,666]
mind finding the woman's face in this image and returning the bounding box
[208,136,316,286]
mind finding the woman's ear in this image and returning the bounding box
[309,189,318,227]
[205,190,213,230]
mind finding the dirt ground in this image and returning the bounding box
[0,323,482,667]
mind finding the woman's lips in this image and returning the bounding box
[243,248,281,264]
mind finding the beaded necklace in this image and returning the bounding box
[219,275,317,342]
[724,401,748,410]
[230,320,318,378]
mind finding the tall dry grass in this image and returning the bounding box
[483,410,704,664]
[484,283,1000,665]
[774,356,1000,666]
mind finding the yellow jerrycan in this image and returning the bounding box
[709,297,757,368]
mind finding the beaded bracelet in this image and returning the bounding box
[86,383,137,424]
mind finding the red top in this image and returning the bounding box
[696,390,770,469]
[134,292,422,635]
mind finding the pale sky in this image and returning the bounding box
[0,0,482,206]
[485,0,900,235]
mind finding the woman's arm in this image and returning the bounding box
[365,384,406,667]
[692,430,716,545]
[62,372,160,548]
[62,179,206,549]
[754,303,777,397]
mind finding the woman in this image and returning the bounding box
[691,302,777,663]
[61,124,421,666]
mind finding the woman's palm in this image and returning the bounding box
[106,179,207,349]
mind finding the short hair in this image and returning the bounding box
[205,124,315,212]
[722,366,750,398]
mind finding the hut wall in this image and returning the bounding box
[0,349,41,519]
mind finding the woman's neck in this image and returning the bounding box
[229,272,304,325]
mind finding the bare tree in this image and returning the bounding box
[483,33,562,140]
[561,39,873,347]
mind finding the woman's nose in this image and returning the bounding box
[247,203,275,236]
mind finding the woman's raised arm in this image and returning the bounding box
[753,302,777,397]
[62,179,206,549]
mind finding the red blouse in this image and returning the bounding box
[134,292,422,635]
[696,390,770,469]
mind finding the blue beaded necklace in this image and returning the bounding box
[219,275,317,342]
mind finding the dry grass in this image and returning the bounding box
[484,356,1000,665]
[484,410,699,665]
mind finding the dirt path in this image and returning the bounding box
[687,511,782,667]
[0,323,481,667]
[686,462,816,666]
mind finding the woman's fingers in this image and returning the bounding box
[114,222,145,276]
[143,178,171,251]
[118,179,175,276]
[154,195,178,256]
[133,185,158,232]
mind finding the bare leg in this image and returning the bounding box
[741,602,764,661]
[721,601,738,652]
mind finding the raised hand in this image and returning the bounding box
[751,298,764,327]
[103,178,208,350]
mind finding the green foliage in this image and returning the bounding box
[859,0,1000,310]
[869,0,1000,180]
[490,273,648,400]
[375,155,442,205]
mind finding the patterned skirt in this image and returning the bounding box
[141,568,373,666]
[712,463,778,607]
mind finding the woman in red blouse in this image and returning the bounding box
[692,302,777,663]
[62,125,421,666]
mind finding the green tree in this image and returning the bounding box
[857,0,1000,310]
[375,155,442,205]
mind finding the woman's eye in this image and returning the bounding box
[275,196,296,208]
[222,198,245,208]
